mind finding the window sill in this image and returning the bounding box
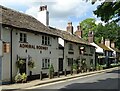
[42,68,49,70]
[19,41,28,43]
[41,44,51,46]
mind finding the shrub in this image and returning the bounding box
[21,73,27,83]
[72,63,77,71]
[15,73,22,83]
[28,60,35,69]
[16,60,25,69]
[49,64,54,79]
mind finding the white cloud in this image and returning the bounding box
[95,20,106,25]
[1,0,102,31]
[24,0,99,30]
[25,6,39,18]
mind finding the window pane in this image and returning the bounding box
[45,59,47,68]
[45,36,47,45]
[48,59,50,68]
[42,59,44,68]
[48,37,50,45]
[20,33,22,42]
[42,36,44,44]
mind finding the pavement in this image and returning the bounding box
[0,67,119,90]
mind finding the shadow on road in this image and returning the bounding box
[106,69,120,75]
[60,78,120,89]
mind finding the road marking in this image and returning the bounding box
[25,71,106,89]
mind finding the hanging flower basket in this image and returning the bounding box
[16,60,25,69]
[28,60,35,69]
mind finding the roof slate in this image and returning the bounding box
[49,27,93,46]
[97,43,113,51]
[111,47,120,53]
[0,5,58,36]
[0,5,94,47]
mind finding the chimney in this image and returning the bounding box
[37,5,49,26]
[105,39,111,47]
[88,31,94,43]
[101,37,105,44]
[111,41,115,48]
[75,25,82,38]
[66,22,73,34]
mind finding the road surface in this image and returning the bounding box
[25,68,120,90]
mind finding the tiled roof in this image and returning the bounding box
[111,47,120,53]
[97,43,113,51]
[49,27,93,46]
[0,5,58,36]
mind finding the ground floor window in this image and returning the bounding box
[68,58,73,66]
[42,58,50,69]
[90,59,93,65]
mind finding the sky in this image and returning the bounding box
[0,0,105,31]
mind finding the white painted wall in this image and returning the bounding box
[0,41,2,56]
[37,10,49,26]
[63,41,95,71]
[58,38,64,47]
[90,42,103,53]
[1,27,59,82]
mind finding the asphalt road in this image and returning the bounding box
[25,68,120,90]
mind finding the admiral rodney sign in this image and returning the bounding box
[19,43,48,50]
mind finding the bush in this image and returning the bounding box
[28,60,35,69]
[16,60,25,69]
[15,73,27,83]
[21,73,27,83]
[72,63,77,71]
[15,73,22,83]
[49,64,54,79]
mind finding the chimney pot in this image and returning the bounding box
[88,31,94,43]
[111,41,115,48]
[67,22,73,34]
[75,25,82,38]
[105,39,110,47]
[101,37,105,44]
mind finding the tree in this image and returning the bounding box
[80,18,120,49]
[80,18,97,40]
[93,0,120,23]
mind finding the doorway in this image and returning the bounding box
[19,58,26,74]
[58,58,63,71]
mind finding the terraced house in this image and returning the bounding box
[0,5,95,84]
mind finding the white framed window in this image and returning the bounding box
[42,35,51,45]
[42,58,50,69]
[20,33,27,42]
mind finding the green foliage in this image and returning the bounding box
[15,73,22,83]
[72,63,77,71]
[80,18,97,41]
[16,60,25,69]
[49,64,54,74]
[21,73,27,82]
[28,60,35,69]
[80,18,120,49]
[15,73,27,83]
[93,1,120,22]
[49,64,54,79]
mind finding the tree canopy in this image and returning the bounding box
[80,18,120,49]
[80,18,97,40]
[93,0,120,23]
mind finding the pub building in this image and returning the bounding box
[0,5,60,84]
[0,5,95,84]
